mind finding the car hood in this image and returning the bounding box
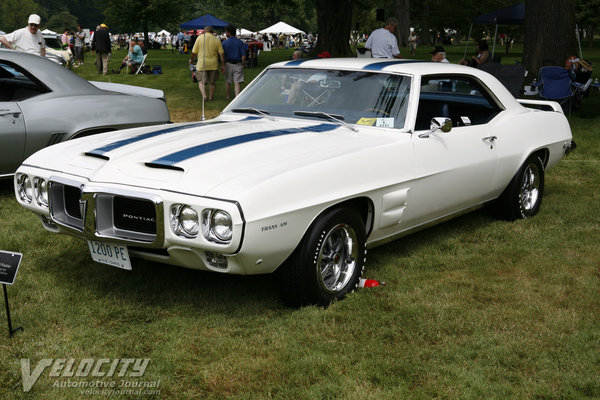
[89,81,165,99]
[23,115,400,198]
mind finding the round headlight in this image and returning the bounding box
[211,210,232,241]
[180,206,199,236]
[170,204,199,238]
[34,177,48,207]
[16,173,33,203]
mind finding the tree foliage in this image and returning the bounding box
[0,0,41,32]
[46,11,79,32]
[524,0,577,76]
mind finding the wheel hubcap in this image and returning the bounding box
[318,223,358,294]
[520,163,540,211]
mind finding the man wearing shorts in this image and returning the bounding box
[222,25,246,99]
[189,26,224,101]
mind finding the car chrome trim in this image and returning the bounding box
[148,123,339,167]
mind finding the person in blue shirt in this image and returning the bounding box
[114,38,145,74]
[222,25,247,99]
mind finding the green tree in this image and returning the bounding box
[106,0,186,47]
[576,0,600,49]
[523,0,577,77]
[0,0,41,32]
[46,11,79,32]
[314,0,354,56]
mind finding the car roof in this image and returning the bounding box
[0,48,98,95]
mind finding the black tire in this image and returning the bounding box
[496,155,545,220]
[277,207,367,307]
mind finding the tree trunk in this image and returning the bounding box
[523,0,577,78]
[419,0,431,47]
[314,0,354,57]
[395,0,410,47]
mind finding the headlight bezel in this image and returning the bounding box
[33,177,49,207]
[16,173,33,203]
[202,209,233,244]
[170,204,200,238]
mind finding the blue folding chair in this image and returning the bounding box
[537,66,575,115]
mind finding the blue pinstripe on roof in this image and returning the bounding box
[363,60,424,71]
[147,123,339,167]
[86,116,261,157]
[284,59,312,66]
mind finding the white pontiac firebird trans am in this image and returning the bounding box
[14,58,574,306]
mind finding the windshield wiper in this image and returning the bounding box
[231,107,275,120]
[293,111,358,132]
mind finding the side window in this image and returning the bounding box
[0,61,47,101]
[415,75,502,130]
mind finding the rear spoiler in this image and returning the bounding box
[517,99,564,113]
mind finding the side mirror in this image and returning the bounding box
[418,117,452,138]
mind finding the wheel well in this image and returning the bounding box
[531,148,550,168]
[321,197,374,237]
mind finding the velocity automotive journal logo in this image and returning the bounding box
[20,358,158,393]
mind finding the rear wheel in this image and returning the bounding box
[496,155,545,220]
[277,207,366,307]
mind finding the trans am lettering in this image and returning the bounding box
[261,221,288,232]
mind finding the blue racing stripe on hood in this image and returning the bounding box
[363,60,424,71]
[86,116,261,157]
[147,123,338,167]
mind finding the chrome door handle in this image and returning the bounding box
[482,136,497,148]
[0,110,21,117]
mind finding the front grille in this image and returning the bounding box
[113,197,157,234]
[64,185,82,219]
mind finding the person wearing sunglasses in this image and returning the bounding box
[0,14,46,56]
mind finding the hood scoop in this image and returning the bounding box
[145,162,184,172]
[84,151,109,161]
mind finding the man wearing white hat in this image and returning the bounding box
[0,14,46,56]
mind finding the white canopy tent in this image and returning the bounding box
[41,29,58,35]
[237,28,254,36]
[156,29,170,36]
[259,21,304,35]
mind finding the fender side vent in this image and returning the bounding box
[48,133,66,145]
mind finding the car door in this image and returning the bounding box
[0,102,25,176]
[406,74,503,225]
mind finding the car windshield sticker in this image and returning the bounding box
[148,123,339,167]
[356,118,377,126]
[460,116,472,126]
[86,116,261,157]
[375,118,394,127]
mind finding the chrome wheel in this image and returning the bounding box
[520,163,541,212]
[317,223,358,294]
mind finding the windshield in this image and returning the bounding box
[227,68,411,129]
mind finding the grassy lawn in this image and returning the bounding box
[0,43,599,399]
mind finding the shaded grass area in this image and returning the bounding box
[0,45,599,399]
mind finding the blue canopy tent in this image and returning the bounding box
[180,14,230,30]
[465,3,525,59]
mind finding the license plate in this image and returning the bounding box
[87,241,132,270]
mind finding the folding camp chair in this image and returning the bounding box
[537,66,575,115]
[134,54,148,75]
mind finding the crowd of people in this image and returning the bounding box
[2,13,497,102]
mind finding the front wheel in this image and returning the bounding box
[277,207,367,307]
[496,155,545,220]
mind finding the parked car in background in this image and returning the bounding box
[0,49,170,178]
[43,34,72,67]
[14,59,573,307]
